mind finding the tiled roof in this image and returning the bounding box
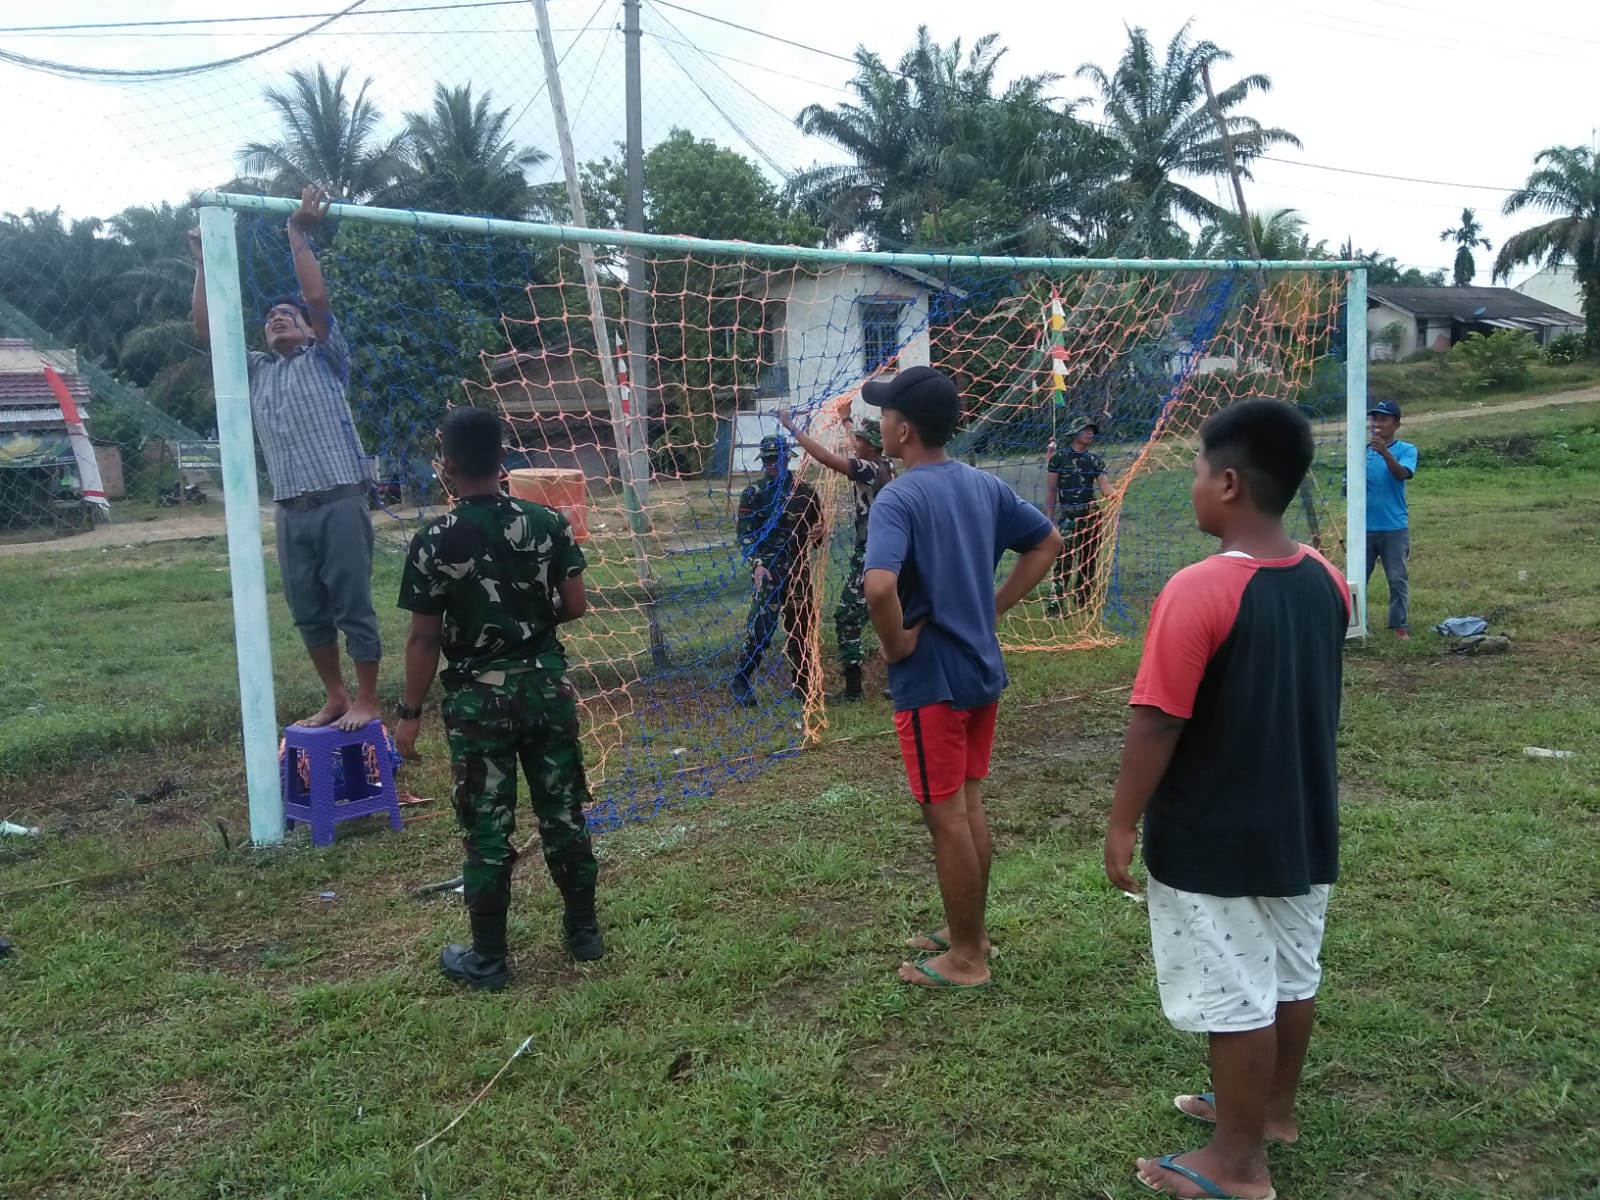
[1369,286,1584,325]
[0,373,92,401]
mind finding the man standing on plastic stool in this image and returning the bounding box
[1365,400,1418,639]
[191,185,382,729]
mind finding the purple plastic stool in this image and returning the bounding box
[281,720,403,847]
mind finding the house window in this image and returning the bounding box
[861,303,903,373]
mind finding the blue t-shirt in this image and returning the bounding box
[865,459,1054,712]
[1366,439,1417,532]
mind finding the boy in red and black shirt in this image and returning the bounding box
[1105,399,1348,1200]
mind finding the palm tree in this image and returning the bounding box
[1440,207,1491,286]
[1197,207,1327,260]
[397,84,550,219]
[236,65,407,202]
[1078,24,1301,250]
[790,28,1106,253]
[1493,145,1600,353]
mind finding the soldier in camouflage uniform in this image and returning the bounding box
[731,433,824,705]
[1045,417,1115,617]
[394,407,600,992]
[776,406,894,701]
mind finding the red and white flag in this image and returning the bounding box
[42,363,109,515]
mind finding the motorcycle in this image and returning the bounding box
[158,481,208,507]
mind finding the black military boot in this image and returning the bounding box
[827,665,864,703]
[440,908,511,991]
[562,888,605,962]
[730,672,756,707]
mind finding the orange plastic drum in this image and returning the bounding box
[506,467,589,543]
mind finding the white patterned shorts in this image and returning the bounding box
[1147,878,1332,1034]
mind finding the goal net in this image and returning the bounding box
[217,197,1359,829]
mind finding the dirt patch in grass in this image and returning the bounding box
[102,1077,232,1175]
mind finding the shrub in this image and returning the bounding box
[1543,331,1586,365]
[1448,330,1540,390]
[1374,321,1405,358]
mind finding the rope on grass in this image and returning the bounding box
[413,1035,535,1155]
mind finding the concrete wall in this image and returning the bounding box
[1513,265,1584,317]
[761,266,934,421]
[1367,301,1417,360]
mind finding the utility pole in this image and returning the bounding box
[623,0,653,511]
[1201,61,1324,551]
[531,0,666,664]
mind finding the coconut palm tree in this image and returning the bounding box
[236,65,407,203]
[397,84,550,219]
[1493,145,1600,353]
[1078,24,1301,250]
[1440,207,1491,286]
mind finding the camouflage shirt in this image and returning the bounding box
[397,494,586,681]
[1047,447,1106,513]
[846,456,894,544]
[737,471,823,572]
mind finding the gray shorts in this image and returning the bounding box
[274,494,382,662]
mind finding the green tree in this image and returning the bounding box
[1338,242,1447,287]
[397,84,552,219]
[1440,207,1491,286]
[236,65,407,202]
[321,227,508,458]
[1493,145,1600,353]
[1078,24,1300,250]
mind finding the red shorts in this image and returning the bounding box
[893,701,999,804]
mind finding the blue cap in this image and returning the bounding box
[1367,400,1401,419]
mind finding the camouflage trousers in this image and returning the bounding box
[442,668,598,916]
[834,540,869,668]
[737,566,817,693]
[1051,511,1104,610]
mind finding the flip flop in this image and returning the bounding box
[1137,1153,1276,1200]
[1174,1094,1295,1144]
[900,960,991,990]
[905,932,999,958]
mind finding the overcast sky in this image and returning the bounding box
[2,0,1596,280]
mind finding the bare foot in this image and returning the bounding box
[296,693,351,728]
[1175,1094,1299,1145]
[1135,1150,1274,1200]
[906,929,995,958]
[335,697,380,732]
[896,949,990,988]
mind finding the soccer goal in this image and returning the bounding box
[196,194,1368,845]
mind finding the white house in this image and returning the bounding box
[1365,285,1583,360]
[1513,263,1584,318]
[728,263,967,470]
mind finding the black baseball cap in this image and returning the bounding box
[861,365,959,427]
[1367,400,1402,419]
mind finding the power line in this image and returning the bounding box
[1258,156,1517,195]
[651,0,1534,197]
[0,0,370,80]
[0,1,525,35]
[504,0,614,145]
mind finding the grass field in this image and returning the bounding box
[3,402,1599,1198]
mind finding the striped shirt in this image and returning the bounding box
[247,319,371,501]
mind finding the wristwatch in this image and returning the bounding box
[395,701,423,721]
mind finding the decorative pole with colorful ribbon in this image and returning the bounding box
[1048,289,1067,451]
